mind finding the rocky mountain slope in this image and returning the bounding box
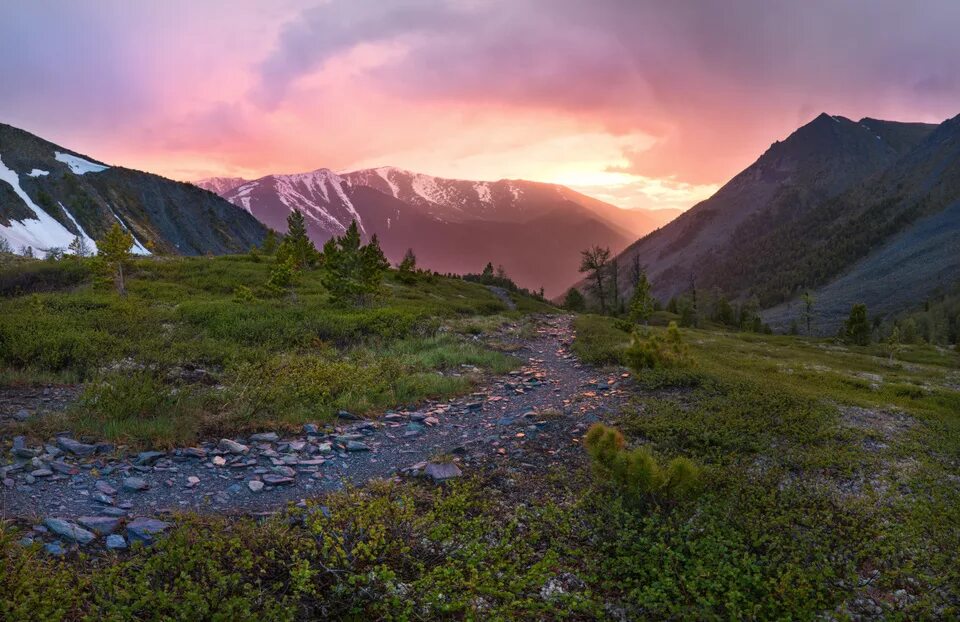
[0,124,265,255]
[590,112,960,332]
[197,167,673,296]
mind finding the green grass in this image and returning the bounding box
[0,255,537,446]
[569,315,960,618]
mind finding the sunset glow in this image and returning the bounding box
[2,1,959,212]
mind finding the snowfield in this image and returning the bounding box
[54,151,109,175]
[0,154,79,252]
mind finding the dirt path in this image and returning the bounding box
[1,316,631,549]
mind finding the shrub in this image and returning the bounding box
[0,260,90,297]
[233,284,256,302]
[624,321,691,371]
[584,423,700,507]
[265,258,295,296]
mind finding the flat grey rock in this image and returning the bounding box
[123,477,149,492]
[57,437,97,456]
[425,462,462,482]
[127,518,170,544]
[77,516,121,535]
[44,517,96,544]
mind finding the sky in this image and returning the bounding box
[1,0,959,213]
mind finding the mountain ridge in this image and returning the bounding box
[0,123,266,255]
[578,112,957,332]
[198,166,674,296]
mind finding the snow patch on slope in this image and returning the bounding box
[59,202,98,253]
[0,154,78,251]
[376,167,400,196]
[28,169,49,177]
[55,151,109,175]
[474,182,492,204]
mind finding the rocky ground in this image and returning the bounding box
[0,315,631,554]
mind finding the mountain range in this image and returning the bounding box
[0,124,265,256]
[197,167,678,296]
[595,112,960,333]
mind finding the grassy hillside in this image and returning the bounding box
[2,263,958,619]
[0,254,551,446]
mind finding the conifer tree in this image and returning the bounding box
[320,221,388,305]
[563,287,586,312]
[609,259,621,314]
[843,303,871,345]
[800,291,815,334]
[628,268,655,324]
[97,223,133,295]
[397,248,418,283]
[262,229,279,255]
[68,235,91,258]
[276,210,317,269]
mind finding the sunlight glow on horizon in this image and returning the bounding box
[2,1,958,214]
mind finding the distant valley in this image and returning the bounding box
[197,167,677,297]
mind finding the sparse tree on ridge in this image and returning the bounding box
[580,245,611,314]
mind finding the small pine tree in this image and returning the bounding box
[397,248,418,283]
[563,287,586,312]
[68,235,92,258]
[44,247,64,261]
[265,258,295,296]
[628,269,655,325]
[97,223,134,295]
[843,303,871,345]
[262,229,279,255]
[481,262,495,281]
[0,237,12,254]
[21,245,34,258]
[360,234,390,295]
[584,423,700,507]
[276,210,317,269]
[800,291,815,334]
[320,221,388,305]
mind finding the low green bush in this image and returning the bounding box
[584,423,700,507]
[623,321,692,371]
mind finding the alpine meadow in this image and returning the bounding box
[1,2,959,621]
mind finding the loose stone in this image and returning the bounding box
[218,438,249,454]
[123,477,149,492]
[126,518,170,544]
[44,517,96,544]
